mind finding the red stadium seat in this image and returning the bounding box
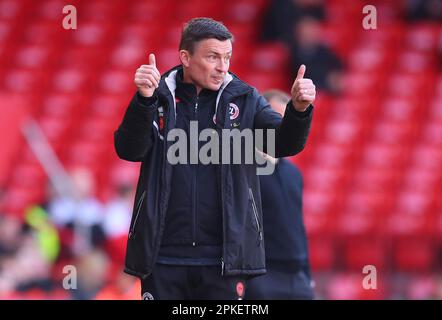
[343,238,387,271]
[303,189,340,237]
[222,0,268,24]
[242,71,289,93]
[98,70,133,94]
[342,71,381,99]
[156,46,181,73]
[336,209,381,238]
[14,45,51,69]
[387,210,432,239]
[360,141,409,171]
[251,43,290,73]
[393,239,435,272]
[51,68,89,93]
[309,143,359,170]
[348,48,387,73]
[327,273,387,300]
[9,161,47,189]
[323,118,365,146]
[405,23,440,52]
[308,237,336,271]
[2,185,45,218]
[109,43,147,69]
[406,275,438,300]
[21,21,61,45]
[409,144,442,171]
[3,68,47,94]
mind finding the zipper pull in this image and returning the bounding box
[221,257,225,276]
[195,96,199,114]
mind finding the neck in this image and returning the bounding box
[182,69,202,94]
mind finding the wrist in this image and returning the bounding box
[292,101,308,112]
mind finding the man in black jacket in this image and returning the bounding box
[114,17,315,299]
[245,90,314,300]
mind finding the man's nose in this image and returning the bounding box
[216,59,229,73]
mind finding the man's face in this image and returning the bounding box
[181,38,232,92]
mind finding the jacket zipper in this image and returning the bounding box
[248,188,263,244]
[192,98,199,246]
[129,190,146,239]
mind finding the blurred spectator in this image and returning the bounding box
[245,90,314,300]
[24,206,60,263]
[103,183,134,267]
[260,1,343,94]
[261,0,325,43]
[0,215,22,257]
[439,30,442,70]
[47,167,105,256]
[95,270,140,300]
[70,249,109,300]
[289,16,344,94]
[103,184,133,239]
[0,219,53,297]
[0,215,23,298]
[406,0,442,21]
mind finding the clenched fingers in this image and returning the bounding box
[135,74,159,88]
[137,65,161,79]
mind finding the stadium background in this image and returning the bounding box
[0,0,441,299]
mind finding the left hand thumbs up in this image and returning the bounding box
[291,64,316,112]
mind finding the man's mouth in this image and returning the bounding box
[212,76,224,83]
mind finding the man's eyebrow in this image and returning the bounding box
[207,50,232,55]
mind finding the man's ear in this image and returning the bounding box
[179,50,191,67]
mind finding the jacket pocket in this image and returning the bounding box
[129,190,146,239]
[248,187,263,245]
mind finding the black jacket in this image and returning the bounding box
[259,159,311,276]
[114,65,313,279]
[159,70,223,255]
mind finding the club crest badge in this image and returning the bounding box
[142,292,154,300]
[229,103,239,120]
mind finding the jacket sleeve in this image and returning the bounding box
[253,91,313,158]
[114,92,159,162]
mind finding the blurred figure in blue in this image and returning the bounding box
[245,90,314,300]
[261,0,325,43]
[261,0,344,94]
[289,16,344,95]
[406,0,442,21]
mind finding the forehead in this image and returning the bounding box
[194,38,232,54]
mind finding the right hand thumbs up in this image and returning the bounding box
[134,53,161,98]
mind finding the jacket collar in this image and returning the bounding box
[158,65,252,119]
